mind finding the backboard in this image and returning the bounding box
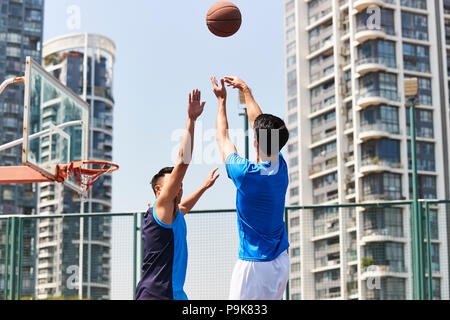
[22,57,89,194]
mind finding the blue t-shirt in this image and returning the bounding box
[135,203,188,300]
[226,152,290,262]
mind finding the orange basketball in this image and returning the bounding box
[206,1,242,38]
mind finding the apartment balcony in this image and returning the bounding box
[353,0,395,12]
[348,249,358,262]
[359,123,401,141]
[316,291,342,300]
[356,57,396,76]
[313,218,340,238]
[311,95,336,115]
[361,228,406,244]
[362,192,403,202]
[310,66,335,85]
[309,158,338,178]
[311,129,337,145]
[361,264,408,280]
[309,27,334,55]
[314,258,341,271]
[360,157,402,175]
[355,25,395,43]
[356,90,400,108]
[315,279,341,291]
[308,4,332,27]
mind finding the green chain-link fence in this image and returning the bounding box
[0,200,449,300]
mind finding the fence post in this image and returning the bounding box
[17,217,23,300]
[9,217,17,300]
[132,213,138,300]
[140,212,144,279]
[284,207,289,301]
[425,202,433,300]
[3,218,10,300]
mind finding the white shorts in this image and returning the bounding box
[229,251,290,300]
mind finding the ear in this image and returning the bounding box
[154,184,162,196]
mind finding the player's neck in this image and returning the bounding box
[258,153,279,164]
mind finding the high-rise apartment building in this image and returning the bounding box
[32,33,115,300]
[283,0,450,300]
[0,0,44,299]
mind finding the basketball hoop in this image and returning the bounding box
[56,160,119,193]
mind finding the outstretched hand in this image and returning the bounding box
[202,168,220,190]
[188,89,206,121]
[224,76,248,91]
[211,76,227,101]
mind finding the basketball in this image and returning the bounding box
[206,1,242,37]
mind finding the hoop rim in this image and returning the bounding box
[55,160,119,192]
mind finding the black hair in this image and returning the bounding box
[254,114,290,157]
[151,167,174,195]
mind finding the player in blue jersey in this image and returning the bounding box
[211,76,291,300]
[136,89,219,300]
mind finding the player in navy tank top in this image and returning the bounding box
[136,89,219,300]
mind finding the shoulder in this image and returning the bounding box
[225,152,249,166]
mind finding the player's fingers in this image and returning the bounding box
[220,78,226,89]
[213,174,220,182]
[210,168,219,176]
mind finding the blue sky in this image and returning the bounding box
[44,0,286,299]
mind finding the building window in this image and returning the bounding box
[407,142,435,172]
[291,247,300,257]
[290,157,299,167]
[288,70,297,97]
[290,187,299,197]
[401,11,428,41]
[291,277,301,289]
[364,208,403,237]
[290,217,300,227]
[288,143,298,154]
[286,13,295,26]
[401,0,427,10]
[289,170,299,182]
[287,41,296,54]
[291,262,301,273]
[288,98,298,110]
[290,127,298,138]
[406,108,434,138]
[361,139,401,168]
[424,243,440,273]
[363,173,402,201]
[359,72,398,102]
[403,43,430,73]
[286,27,296,41]
[356,8,395,35]
[423,209,439,240]
[287,55,296,68]
[366,277,406,300]
[409,175,437,199]
[285,0,295,13]
[288,112,298,124]
[360,105,399,135]
[364,242,405,272]
[358,39,396,68]
[290,232,300,243]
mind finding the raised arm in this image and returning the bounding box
[224,76,262,129]
[156,89,205,225]
[211,76,238,163]
[179,168,220,215]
